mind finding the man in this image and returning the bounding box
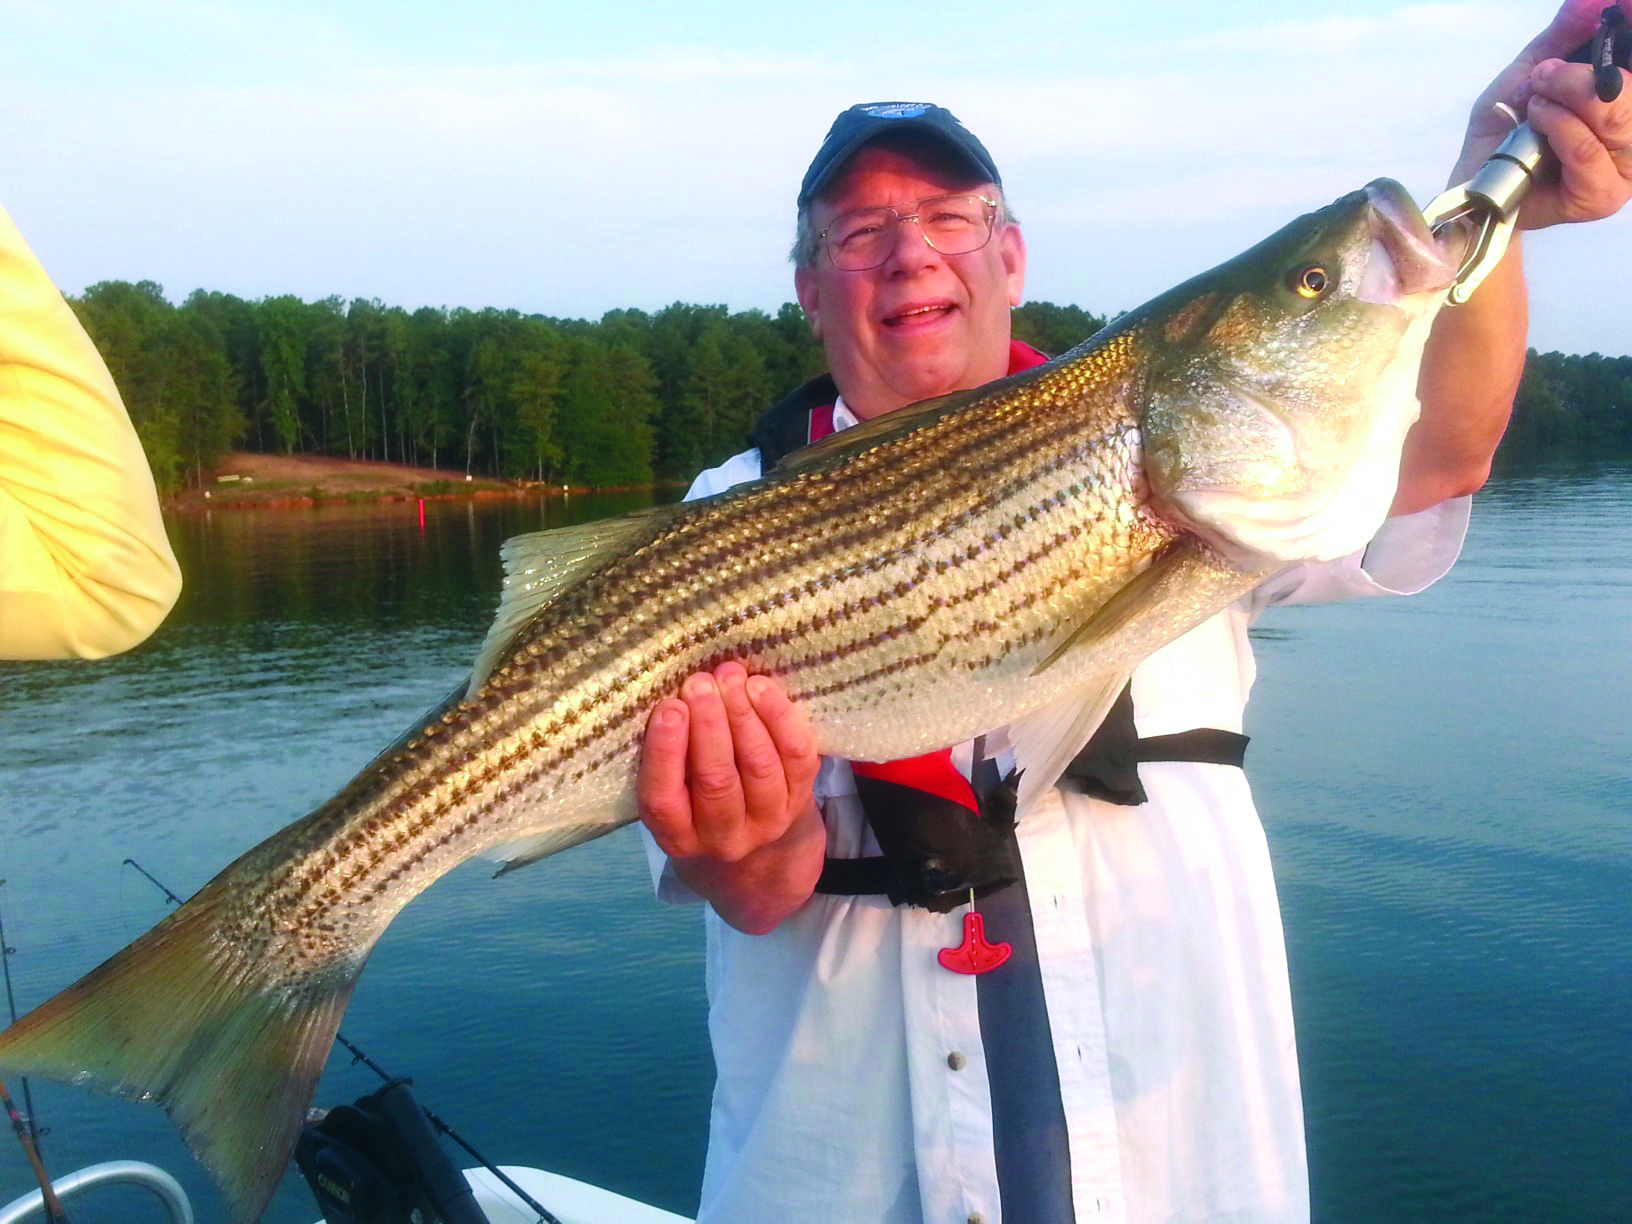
[639,4,1632,1220]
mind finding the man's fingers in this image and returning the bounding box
[1522,61,1632,226]
[747,673,821,798]
[1528,0,1620,66]
[1453,3,1631,186]
[638,698,697,857]
[641,666,818,865]
[682,672,752,840]
[1534,11,1587,62]
[714,662,790,826]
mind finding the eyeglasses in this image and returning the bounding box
[819,193,999,271]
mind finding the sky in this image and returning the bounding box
[5,0,1628,356]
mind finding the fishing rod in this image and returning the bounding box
[0,884,42,1154]
[0,882,72,1223]
[119,858,183,907]
[121,858,562,1224]
[1,1077,69,1223]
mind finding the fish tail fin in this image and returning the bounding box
[0,880,363,1223]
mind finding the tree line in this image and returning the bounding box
[67,283,1104,494]
[67,280,1625,495]
[1506,349,1632,451]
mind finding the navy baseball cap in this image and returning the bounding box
[798,102,1002,208]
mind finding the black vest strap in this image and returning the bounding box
[816,770,1020,913]
[814,686,1249,909]
[1055,682,1248,805]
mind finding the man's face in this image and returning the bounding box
[794,144,1026,421]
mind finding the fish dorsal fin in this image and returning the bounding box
[469,507,674,695]
[774,361,1056,472]
[1010,671,1129,819]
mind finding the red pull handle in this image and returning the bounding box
[937,910,1011,974]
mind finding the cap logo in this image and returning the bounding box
[862,102,931,119]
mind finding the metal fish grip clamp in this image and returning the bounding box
[1425,5,1629,304]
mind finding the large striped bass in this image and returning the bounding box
[0,179,1456,1221]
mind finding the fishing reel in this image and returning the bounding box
[296,1080,488,1224]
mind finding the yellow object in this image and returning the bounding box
[0,207,181,659]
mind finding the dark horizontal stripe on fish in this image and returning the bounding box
[530,406,1137,637]
[269,528,1135,933]
[251,395,1155,931]
[435,483,1148,820]
[471,416,1140,720]
[473,513,1100,768]
[517,523,1126,786]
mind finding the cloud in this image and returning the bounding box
[7,0,1629,354]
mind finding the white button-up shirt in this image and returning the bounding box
[646,403,1470,1223]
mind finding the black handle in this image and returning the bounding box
[1566,5,1628,102]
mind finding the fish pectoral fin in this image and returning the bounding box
[1009,673,1130,819]
[471,508,678,693]
[1031,541,1211,677]
[0,875,364,1224]
[489,814,628,877]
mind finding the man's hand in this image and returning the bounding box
[1451,0,1632,229]
[639,661,827,934]
[1399,0,1632,516]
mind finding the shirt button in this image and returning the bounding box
[968,1213,986,1224]
[947,1051,967,1071]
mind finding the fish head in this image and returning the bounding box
[1138,178,1456,566]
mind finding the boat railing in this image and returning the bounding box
[0,1160,194,1224]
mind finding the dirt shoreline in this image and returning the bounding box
[165,452,627,510]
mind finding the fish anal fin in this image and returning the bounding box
[472,508,675,693]
[490,813,628,877]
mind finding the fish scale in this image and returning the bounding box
[0,178,1458,1221]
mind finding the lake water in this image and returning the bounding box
[0,467,1627,1223]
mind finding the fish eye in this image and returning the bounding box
[1290,265,1330,299]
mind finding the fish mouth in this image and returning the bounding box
[1361,179,1458,303]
